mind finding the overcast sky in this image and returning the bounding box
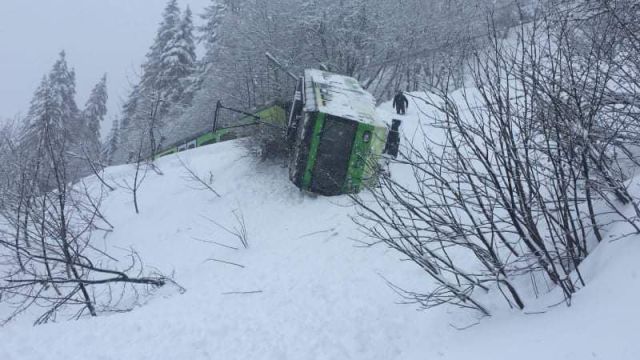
[0,0,209,134]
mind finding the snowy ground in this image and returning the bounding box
[1,96,639,359]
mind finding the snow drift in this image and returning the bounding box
[1,95,639,359]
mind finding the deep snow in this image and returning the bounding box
[1,95,639,359]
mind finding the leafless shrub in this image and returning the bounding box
[0,105,173,325]
[243,123,289,163]
[353,6,640,316]
[117,138,150,215]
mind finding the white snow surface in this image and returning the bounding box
[304,69,383,127]
[1,94,639,359]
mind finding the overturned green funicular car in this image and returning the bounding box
[154,68,394,197]
[287,69,389,196]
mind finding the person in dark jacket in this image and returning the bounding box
[384,119,402,158]
[392,91,409,115]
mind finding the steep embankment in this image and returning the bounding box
[1,95,639,359]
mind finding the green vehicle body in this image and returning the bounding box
[154,146,178,158]
[151,70,388,197]
[154,104,286,160]
[245,106,287,127]
[295,113,387,194]
[196,128,234,147]
[289,69,389,196]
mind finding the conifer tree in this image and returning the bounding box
[22,52,79,152]
[160,5,197,106]
[199,0,227,65]
[20,51,83,187]
[21,76,55,177]
[114,1,181,164]
[106,118,120,165]
[82,74,108,158]
[141,0,181,94]
[22,77,53,142]
[112,84,138,164]
[47,51,80,138]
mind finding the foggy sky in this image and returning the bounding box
[0,0,209,135]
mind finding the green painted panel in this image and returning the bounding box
[301,113,326,190]
[344,123,388,192]
[262,106,287,126]
[237,105,287,127]
[197,132,218,146]
[197,128,232,146]
[344,123,373,192]
[363,125,388,180]
[155,147,178,159]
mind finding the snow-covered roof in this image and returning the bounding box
[303,69,384,127]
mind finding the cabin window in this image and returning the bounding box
[310,116,358,195]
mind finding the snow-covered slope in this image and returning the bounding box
[1,96,639,359]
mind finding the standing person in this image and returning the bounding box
[393,91,409,115]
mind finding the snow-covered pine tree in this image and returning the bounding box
[113,1,181,164]
[115,87,165,164]
[21,76,54,159]
[199,0,227,67]
[47,51,81,143]
[105,118,120,165]
[19,52,84,187]
[112,83,139,164]
[186,0,227,101]
[113,1,202,164]
[159,5,197,107]
[47,51,88,178]
[82,74,108,160]
[169,0,226,135]
[140,0,181,94]
[0,118,19,195]
[22,52,80,153]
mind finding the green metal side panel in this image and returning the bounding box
[344,123,373,192]
[236,105,287,127]
[365,126,389,180]
[215,128,231,140]
[198,128,235,146]
[256,106,287,126]
[344,123,388,192]
[155,147,178,159]
[197,131,218,146]
[301,113,326,190]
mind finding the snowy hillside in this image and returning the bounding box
[1,96,639,360]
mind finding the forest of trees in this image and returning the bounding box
[109,0,524,164]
